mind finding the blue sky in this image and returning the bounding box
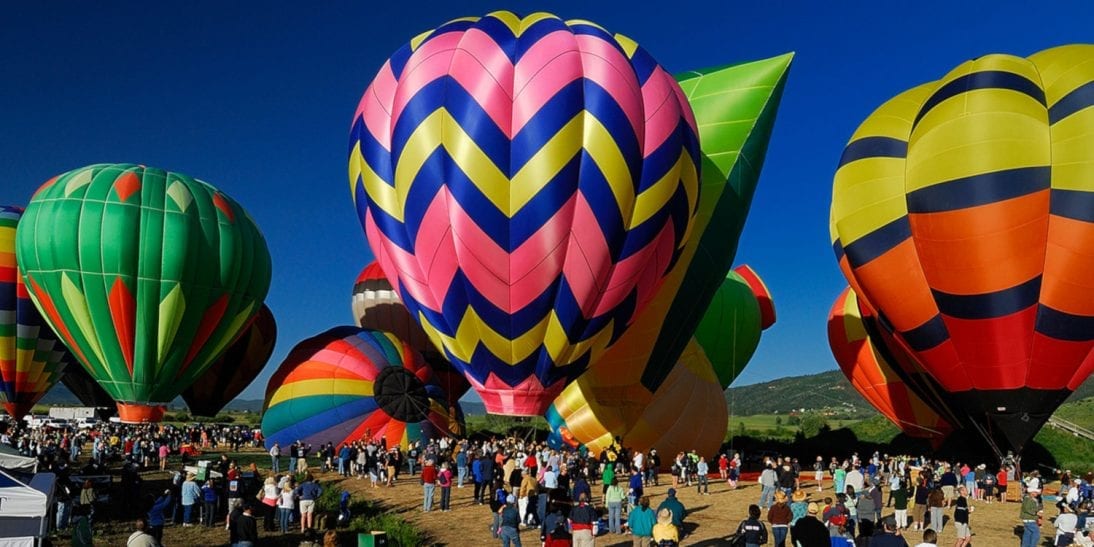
[3,1,1092,401]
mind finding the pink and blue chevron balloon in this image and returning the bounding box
[349,11,700,416]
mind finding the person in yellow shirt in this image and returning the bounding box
[653,508,679,545]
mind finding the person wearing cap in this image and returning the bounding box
[569,492,597,547]
[869,517,908,547]
[653,507,679,546]
[1019,486,1043,547]
[180,472,201,526]
[1055,502,1078,547]
[791,502,829,547]
[498,494,522,547]
[658,488,686,529]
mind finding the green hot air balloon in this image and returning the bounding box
[693,265,776,388]
[16,164,272,422]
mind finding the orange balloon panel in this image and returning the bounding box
[827,287,952,441]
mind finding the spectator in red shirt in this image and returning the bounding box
[421,461,438,512]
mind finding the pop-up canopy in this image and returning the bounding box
[0,470,55,547]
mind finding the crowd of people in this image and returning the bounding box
[3,417,1093,547]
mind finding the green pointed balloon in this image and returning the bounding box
[16,164,272,422]
[693,266,775,388]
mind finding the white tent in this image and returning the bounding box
[0,445,36,474]
[0,470,55,547]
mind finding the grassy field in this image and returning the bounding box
[1053,396,1094,430]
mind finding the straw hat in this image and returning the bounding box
[807,502,819,515]
[657,508,673,525]
[792,490,807,502]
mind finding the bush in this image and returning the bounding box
[348,514,426,546]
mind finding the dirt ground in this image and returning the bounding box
[51,460,1067,546]
[339,471,1060,546]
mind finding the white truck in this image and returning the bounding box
[48,407,98,420]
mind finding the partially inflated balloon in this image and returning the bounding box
[59,364,114,408]
[1,206,72,420]
[831,45,1094,455]
[352,262,470,403]
[350,11,700,415]
[262,327,462,450]
[693,265,775,388]
[828,288,953,442]
[182,304,277,417]
[17,164,272,422]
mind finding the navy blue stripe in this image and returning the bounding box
[1035,305,1094,342]
[1050,188,1094,222]
[842,216,911,268]
[837,136,908,168]
[1049,80,1094,124]
[914,70,1047,126]
[900,314,949,351]
[932,275,1041,320]
[906,166,1050,214]
[832,239,845,262]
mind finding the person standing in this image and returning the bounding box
[926,485,944,533]
[1019,487,1042,547]
[235,503,259,547]
[201,480,219,528]
[260,477,279,531]
[570,493,597,547]
[697,457,710,495]
[628,495,656,547]
[421,459,438,512]
[815,457,826,492]
[868,517,908,547]
[438,462,453,512]
[736,504,769,547]
[606,477,626,534]
[760,462,779,509]
[181,473,201,526]
[456,448,469,489]
[296,474,322,530]
[892,478,909,530]
[147,489,172,543]
[277,483,295,533]
[498,494,522,547]
[952,486,971,547]
[791,503,829,547]
[768,490,792,547]
[269,442,281,473]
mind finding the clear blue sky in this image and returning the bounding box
[3,1,1092,401]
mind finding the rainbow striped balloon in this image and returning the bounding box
[261,327,462,451]
[349,11,700,416]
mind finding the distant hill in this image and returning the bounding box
[725,370,868,416]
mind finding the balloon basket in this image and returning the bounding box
[116,402,167,423]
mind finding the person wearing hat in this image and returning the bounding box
[1055,502,1078,547]
[790,502,829,547]
[789,490,809,529]
[180,472,201,526]
[653,507,679,545]
[569,492,597,547]
[1019,486,1043,547]
[498,494,522,547]
[657,488,686,529]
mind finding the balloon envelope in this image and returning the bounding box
[828,287,953,442]
[830,44,1094,455]
[182,304,277,417]
[1,206,72,420]
[17,164,272,422]
[350,11,701,415]
[262,327,463,450]
[59,363,114,408]
[352,262,470,403]
[693,266,775,388]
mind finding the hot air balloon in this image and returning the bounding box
[182,304,277,417]
[1,206,73,420]
[349,11,701,416]
[352,262,470,403]
[59,363,114,409]
[694,265,775,387]
[261,327,463,451]
[548,266,775,454]
[828,287,953,442]
[17,164,272,423]
[830,44,1094,456]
